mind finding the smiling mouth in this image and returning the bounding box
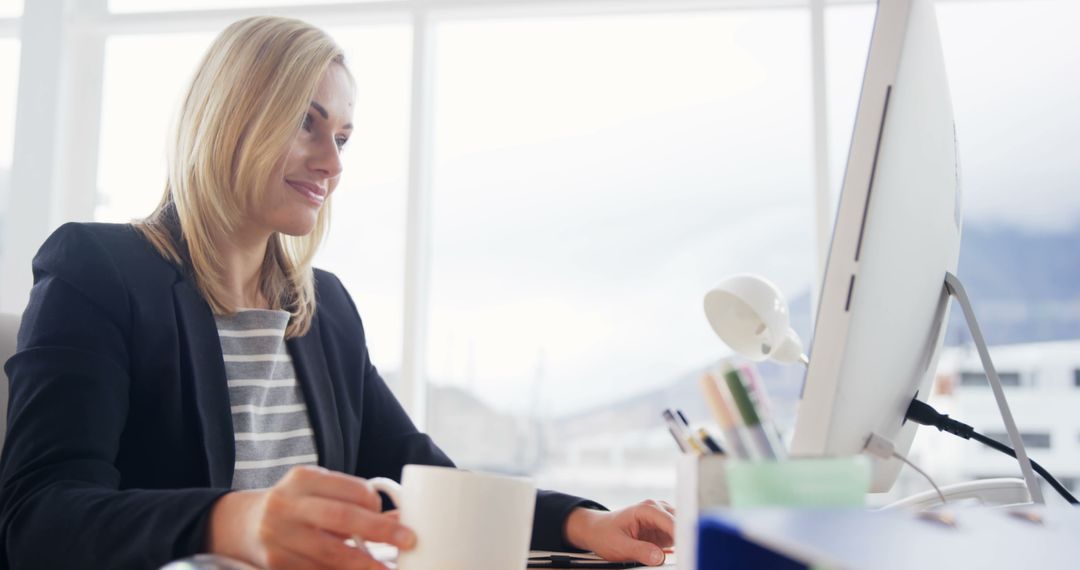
[286,180,327,206]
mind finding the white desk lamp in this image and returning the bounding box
[703,274,809,366]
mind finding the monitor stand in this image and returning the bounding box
[939,272,1044,505]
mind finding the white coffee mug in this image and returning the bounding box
[368,464,536,570]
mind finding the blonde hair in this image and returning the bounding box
[137,16,350,338]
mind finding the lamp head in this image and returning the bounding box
[704,274,807,365]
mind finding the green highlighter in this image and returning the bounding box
[722,365,782,459]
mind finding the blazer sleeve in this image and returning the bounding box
[0,223,228,570]
[327,274,607,552]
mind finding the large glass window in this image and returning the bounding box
[425,11,815,507]
[0,39,20,241]
[824,3,875,209]
[0,0,22,18]
[95,26,412,386]
[97,33,216,224]
[0,39,18,171]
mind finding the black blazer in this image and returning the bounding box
[0,222,597,569]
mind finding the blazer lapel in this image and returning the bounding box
[288,314,345,473]
[174,279,236,488]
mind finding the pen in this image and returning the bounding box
[675,409,713,454]
[722,364,779,460]
[697,427,725,455]
[739,364,787,459]
[528,554,644,568]
[661,409,691,454]
[684,432,707,455]
[699,371,751,459]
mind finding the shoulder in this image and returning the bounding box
[312,268,354,315]
[311,268,368,336]
[36,222,178,279]
[32,222,179,310]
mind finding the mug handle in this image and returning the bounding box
[367,477,402,510]
[348,478,404,552]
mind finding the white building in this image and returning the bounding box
[908,340,1080,505]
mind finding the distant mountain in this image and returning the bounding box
[553,222,1080,426]
[786,222,1080,348]
[945,223,1080,345]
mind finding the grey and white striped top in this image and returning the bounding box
[215,308,318,490]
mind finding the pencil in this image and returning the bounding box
[700,370,751,459]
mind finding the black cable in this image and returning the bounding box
[905,399,1079,505]
[967,431,1078,505]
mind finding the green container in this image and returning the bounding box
[724,457,870,508]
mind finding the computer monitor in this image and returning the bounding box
[789,0,962,493]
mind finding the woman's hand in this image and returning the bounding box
[563,500,676,566]
[208,465,415,570]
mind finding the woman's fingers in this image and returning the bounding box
[623,539,667,567]
[287,495,415,549]
[634,501,676,546]
[269,525,391,570]
[279,466,382,512]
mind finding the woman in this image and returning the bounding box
[0,16,674,570]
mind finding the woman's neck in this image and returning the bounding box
[217,224,272,310]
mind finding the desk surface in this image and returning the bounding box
[700,506,1080,569]
[367,545,677,569]
[165,550,677,570]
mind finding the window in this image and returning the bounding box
[0,39,19,244]
[982,431,1051,450]
[424,10,815,507]
[97,33,217,224]
[1074,369,1080,387]
[825,3,875,213]
[0,0,22,18]
[959,371,1021,387]
[0,39,18,171]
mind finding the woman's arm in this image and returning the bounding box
[0,224,225,569]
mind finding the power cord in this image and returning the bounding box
[865,433,947,505]
[905,399,1079,505]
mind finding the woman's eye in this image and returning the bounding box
[302,115,313,131]
[336,137,349,149]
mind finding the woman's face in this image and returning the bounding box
[256,63,355,237]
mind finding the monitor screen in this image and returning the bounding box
[790,0,962,493]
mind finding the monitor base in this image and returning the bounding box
[882,477,1031,511]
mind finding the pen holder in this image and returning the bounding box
[675,455,870,570]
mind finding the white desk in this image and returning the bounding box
[161,546,677,569]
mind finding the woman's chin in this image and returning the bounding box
[273,213,319,237]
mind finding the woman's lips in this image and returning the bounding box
[286,180,326,206]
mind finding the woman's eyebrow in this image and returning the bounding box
[309,101,353,130]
